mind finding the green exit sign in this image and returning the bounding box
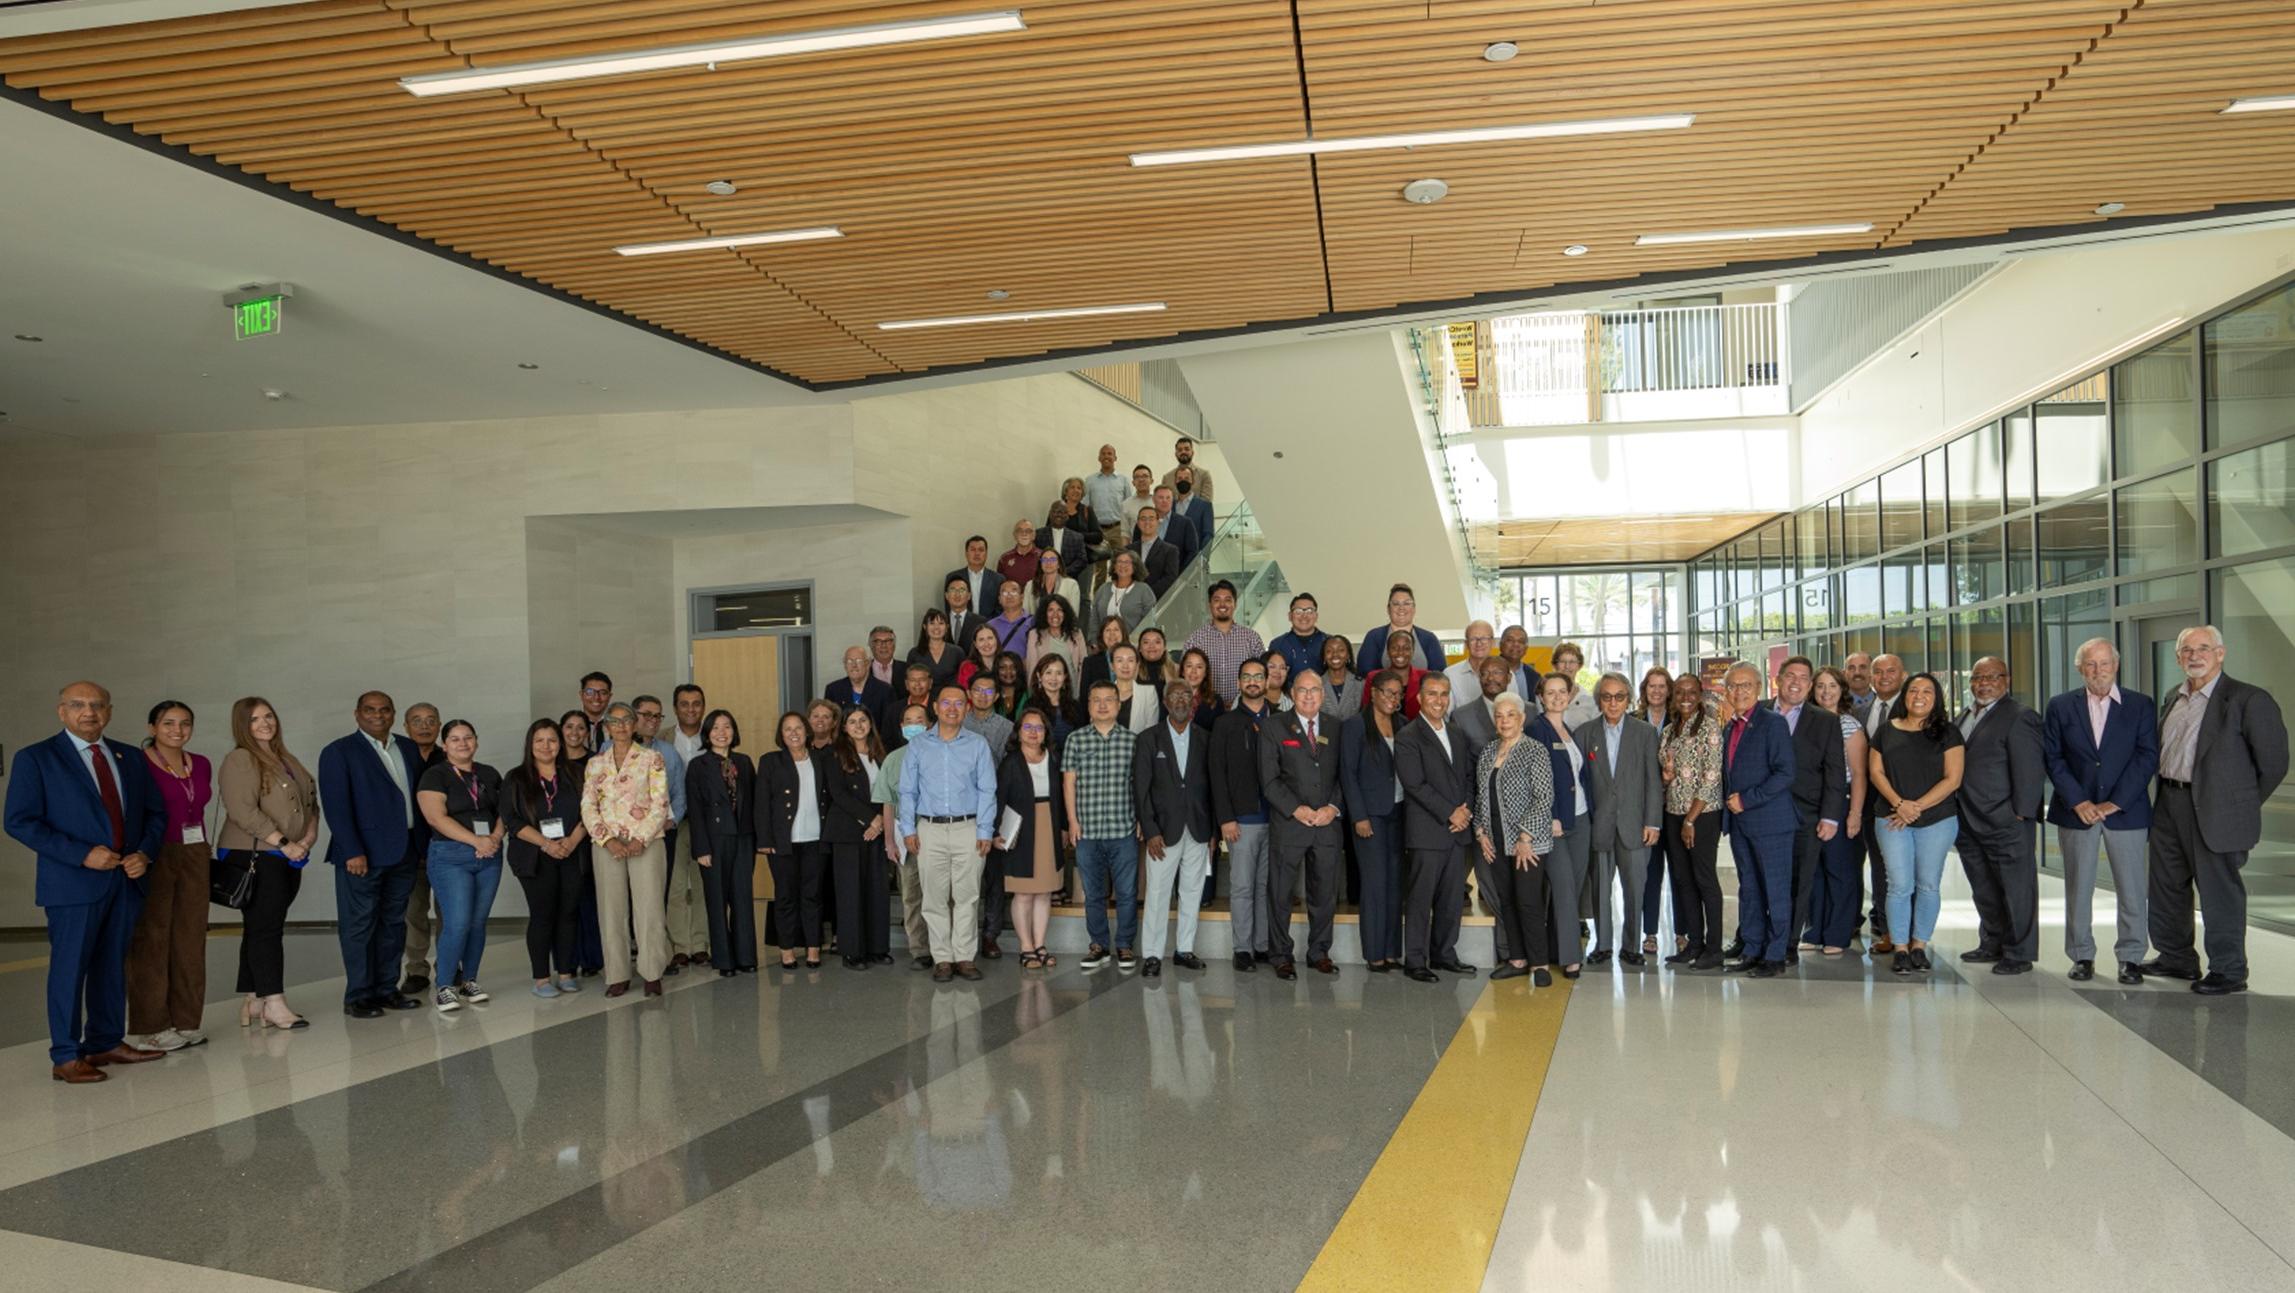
[234,295,283,340]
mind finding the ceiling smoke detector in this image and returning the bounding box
[1562,244,1589,257]
[2094,201,2126,215]
[704,180,738,196]
[986,289,1010,300]
[1482,41,1519,63]
[1402,178,1450,205]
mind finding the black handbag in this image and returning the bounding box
[210,848,258,910]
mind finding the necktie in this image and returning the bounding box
[89,743,126,852]
[1727,717,1747,770]
[1306,719,1317,745]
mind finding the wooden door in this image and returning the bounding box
[692,634,781,897]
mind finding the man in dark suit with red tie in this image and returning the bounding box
[1256,670,1348,979]
[4,681,170,1083]
[1718,663,1798,978]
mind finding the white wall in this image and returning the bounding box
[1798,226,2295,502]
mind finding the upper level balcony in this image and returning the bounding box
[1464,301,1791,428]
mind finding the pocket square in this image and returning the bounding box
[1281,739,1302,748]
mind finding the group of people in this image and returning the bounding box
[9,430,2285,1082]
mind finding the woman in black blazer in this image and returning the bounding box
[683,709,758,976]
[754,711,828,969]
[991,708,1068,968]
[822,707,892,970]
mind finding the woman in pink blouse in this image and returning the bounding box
[132,700,211,1051]
[580,702,671,997]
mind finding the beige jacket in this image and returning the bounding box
[217,747,318,851]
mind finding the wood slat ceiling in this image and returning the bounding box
[1474,513,1781,567]
[4,0,2292,387]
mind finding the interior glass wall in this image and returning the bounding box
[1495,567,1684,688]
[1688,273,2295,933]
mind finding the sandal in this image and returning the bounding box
[1039,950,1057,967]
[1642,935,1659,955]
[1019,949,1045,969]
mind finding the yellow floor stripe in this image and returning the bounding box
[0,955,49,975]
[1299,978,1571,1292]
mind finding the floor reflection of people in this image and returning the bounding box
[599,998,689,1225]
[1144,978,1215,1106]
[912,989,1012,1210]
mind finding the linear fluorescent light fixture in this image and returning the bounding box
[1128,113,1693,167]
[877,302,1166,331]
[1635,222,1874,246]
[2221,94,2295,114]
[613,227,842,256]
[399,10,1026,97]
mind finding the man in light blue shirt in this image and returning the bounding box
[899,685,1000,981]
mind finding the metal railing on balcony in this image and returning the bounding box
[1470,302,1791,427]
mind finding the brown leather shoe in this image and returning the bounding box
[1870,939,1897,955]
[955,961,984,981]
[1311,958,1338,975]
[604,981,631,998]
[932,962,955,982]
[643,979,663,997]
[51,1059,106,1084]
[83,1044,165,1067]
[981,941,1002,960]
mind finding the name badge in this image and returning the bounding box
[470,817,493,836]
[180,823,205,845]
[540,817,567,840]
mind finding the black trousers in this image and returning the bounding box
[699,839,758,970]
[232,853,303,996]
[1402,843,1465,969]
[978,846,1009,942]
[2147,783,2249,982]
[835,840,892,960]
[1958,817,2039,961]
[1485,848,1551,967]
[1862,800,1889,937]
[768,841,827,949]
[516,860,583,979]
[1267,840,1339,962]
[1789,819,1822,944]
[1662,811,1723,955]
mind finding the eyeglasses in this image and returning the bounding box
[1597,692,1629,703]
[635,710,663,720]
[581,687,609,698]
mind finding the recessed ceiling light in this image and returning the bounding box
[1634,222,1873,246]
[1129,112,1693,167]
[612,226,842,256]
[1561,244,1589,257]
[986,288,1010,300]
[518,362,541,370]
[12,334,41,342]
[877,302,1165,331]
[703,180,739,196]
[1402,178,1449,204]
[2093,201,2126,215]
[400,10,1027,96]
[262,388,287,401]
[1482,41,1518,62]
[2221,94,2295,114]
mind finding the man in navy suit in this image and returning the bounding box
[2042,637,2158,985]
[317,691,429,1018]
[1171,466,1215,553]
[5,681,169,1083]
[1718,663,1798,977]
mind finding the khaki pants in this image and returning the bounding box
[663,824,706,958]
[895,844,929,954]
[917,820,982,964]
[595,837,669,984]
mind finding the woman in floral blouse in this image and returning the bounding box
[1658,674,1727,969]
[580,702,671,997]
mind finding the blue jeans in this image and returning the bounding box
[427,839,503,985]
[1877,816,1959,944]
[1075,836,1138,950]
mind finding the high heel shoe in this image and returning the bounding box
[260,995,310,1030]
[240,993,258,1028]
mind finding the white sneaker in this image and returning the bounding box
[139,1030,188,1052]
[434,987,461,1013]
[459,980,490,1004]
[176,1029,209,1048]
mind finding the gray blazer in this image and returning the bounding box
[1449,696,1497,751]
[2164,673,2289,854]
[1572,716,1664,854]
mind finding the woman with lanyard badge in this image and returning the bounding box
[501,719,586,998]
[416,719,505,1013]
[131,701,211,1051]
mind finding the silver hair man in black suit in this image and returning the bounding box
[1255,671,1347,979]
[1953,657,2047,975]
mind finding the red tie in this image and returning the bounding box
[89,744,126,852]
[1727,717,1747,770]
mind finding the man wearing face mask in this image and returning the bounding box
[875,703,936,967]
[1170,466,1214,553]
[1954,657,2047,975]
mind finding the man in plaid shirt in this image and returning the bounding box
[1063,681,1139,970]
[1184,579,1266,708]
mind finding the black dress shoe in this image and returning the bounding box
[379,993,422,1011]
[1404,966,1441,983]
[1960,947,2003,963]
[398,975,430,995]
[1748,960,1783,979]
[1724,959,1761,974]
[912,955,934,970]
[1234,952,1257,972]
[843,957,868,970]
[1783,950,1800,967]
[1142,957,1162,978]
[2069,960,2096,981]
[872,954,897,966]
[1433,958,1477,976]
[1274,960,1297,980]
[1533,968,1553,986]
[2116,963,2143,986]
[663,962,681,977]
[343,1000,385,1019]
[1561,965,1581,980]
[1619,951,1646,967]
[1490,964,1529,981]
[1366,959,1396,974]
[2192,973,2247,996]
[1910,947,1933,972]
[1891,951,1912,975]
[1991,959,2034,975]
[1587,949,1613,966]
[1724,938,1746,960]
[1664,949,1696,966]
[1691,954,1722,970]
[2137,958,2200,982]
[1174,953,1205,971]
[1254,950,1272,964]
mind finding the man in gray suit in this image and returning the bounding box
[1256,671,1347,980]
[1395,674,1480,983]
[1575,673,1664,966]
[1954,657,2047,975]
[2140,625,2288,995]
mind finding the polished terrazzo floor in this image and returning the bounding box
[2,867,2290,1292]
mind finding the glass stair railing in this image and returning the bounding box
[1137,502,1286,642]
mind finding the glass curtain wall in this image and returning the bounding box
[1494,567,1685,687]
[1687,274,2295,933]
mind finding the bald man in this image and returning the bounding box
[6,682,169,1082]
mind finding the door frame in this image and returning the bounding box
[688,580,815,706]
